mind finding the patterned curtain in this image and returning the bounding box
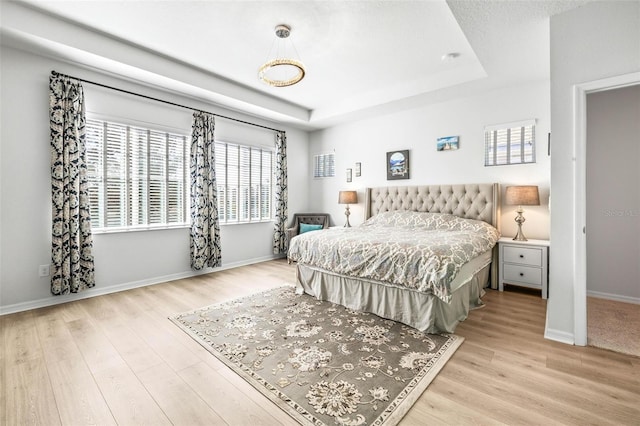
[49,73,95,295]
[273,131,288,254]
[190,111,221,269]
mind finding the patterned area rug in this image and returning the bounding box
[170,286,463,426]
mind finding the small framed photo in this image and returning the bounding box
[355,162,361,177]
[346,168,352,183]
[386,150,409,180]
[437,136,459,151]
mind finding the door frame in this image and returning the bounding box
[573,71,640,346]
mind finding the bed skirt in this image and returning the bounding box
[295,264,489,333]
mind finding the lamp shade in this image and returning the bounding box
[505,186,540,206]
[338,190,358,204]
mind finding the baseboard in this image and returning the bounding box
[0,254,285,316]
[544,327,575,345]
[543,306,576,345]
[587,290,640,305]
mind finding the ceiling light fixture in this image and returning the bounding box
[258,24,305,87]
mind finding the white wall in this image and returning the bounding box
[586,86,640,302]
[308,81,551,239]
[549,1,640,340]
[0,45,309,313]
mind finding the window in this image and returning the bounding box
[313,152,335,178]
[215,141,273,224]
[85,118,188,230]
[484,120,536,166]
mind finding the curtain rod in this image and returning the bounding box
[51,70,285,133]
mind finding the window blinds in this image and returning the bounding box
[86,119,273,229]
[313,153,335,178]
[484,120,536,166]
[85,118,188,230]
[215,141,273,224]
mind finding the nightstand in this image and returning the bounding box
[498,237,549,299]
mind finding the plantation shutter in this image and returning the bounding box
[261,150,273,220]
[215,142,227,222]
[239,145,251,221]
[250,147,261,220]
[227,143,239,221]
[148,130,166,224]
[85,119,104,227]
[129,126,148,226]
[167,134,186,223]
[84,118,188,230]
[484,120,536,166]
[313,153,335,178]
[212,141,273,224]
[105,122,127,227]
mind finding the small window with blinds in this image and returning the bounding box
[215,141,274,224]
[313,152,335,178]
[85,118,188,231]
[484,120,536,166]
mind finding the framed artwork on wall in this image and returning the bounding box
[386,150,409,180]
[346,168,352,182]
[355,162,361,177]
[437,136,459,151]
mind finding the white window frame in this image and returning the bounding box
[215,140,274,225]
[484,119,536,166]
[85,117,189,233]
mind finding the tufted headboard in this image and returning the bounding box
[365,183,500,229]
[364,183,501,288]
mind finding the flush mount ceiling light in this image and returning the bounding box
[258,24,306,87]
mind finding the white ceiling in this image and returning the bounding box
[4,0,592,129]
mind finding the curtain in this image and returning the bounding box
[190,111,221,269]
[49,74,95,295]
[273,131,288,254]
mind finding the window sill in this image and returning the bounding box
[92,223,190,235]
[92,220,275,234]
[220,219,275,226]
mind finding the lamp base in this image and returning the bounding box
[512,227,528,241]
[513,208,528,241]
[344,205,351,228]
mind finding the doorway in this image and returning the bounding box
[585,85,640,356]
[573,71,640,347]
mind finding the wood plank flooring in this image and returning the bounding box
[2,259,639,425]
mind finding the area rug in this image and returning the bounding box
[170,285,463,425]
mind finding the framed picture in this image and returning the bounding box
[346,168,352,183]
[355,162,361,177]
[386,150,409,180]
[437,136,459,151]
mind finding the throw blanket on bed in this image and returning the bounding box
[288,211,500,303]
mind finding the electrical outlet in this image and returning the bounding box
[38,264,50,277]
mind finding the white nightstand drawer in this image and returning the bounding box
[503,264,542,286]
[498,238,549,298]
[502,246,542,267]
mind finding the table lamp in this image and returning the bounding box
[505,185,540,241]
[338,190,358,227]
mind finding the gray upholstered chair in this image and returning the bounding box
[286,213,330,262]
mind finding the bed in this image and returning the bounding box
[287,183,501,333]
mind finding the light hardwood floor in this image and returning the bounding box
[2,259,639,425]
